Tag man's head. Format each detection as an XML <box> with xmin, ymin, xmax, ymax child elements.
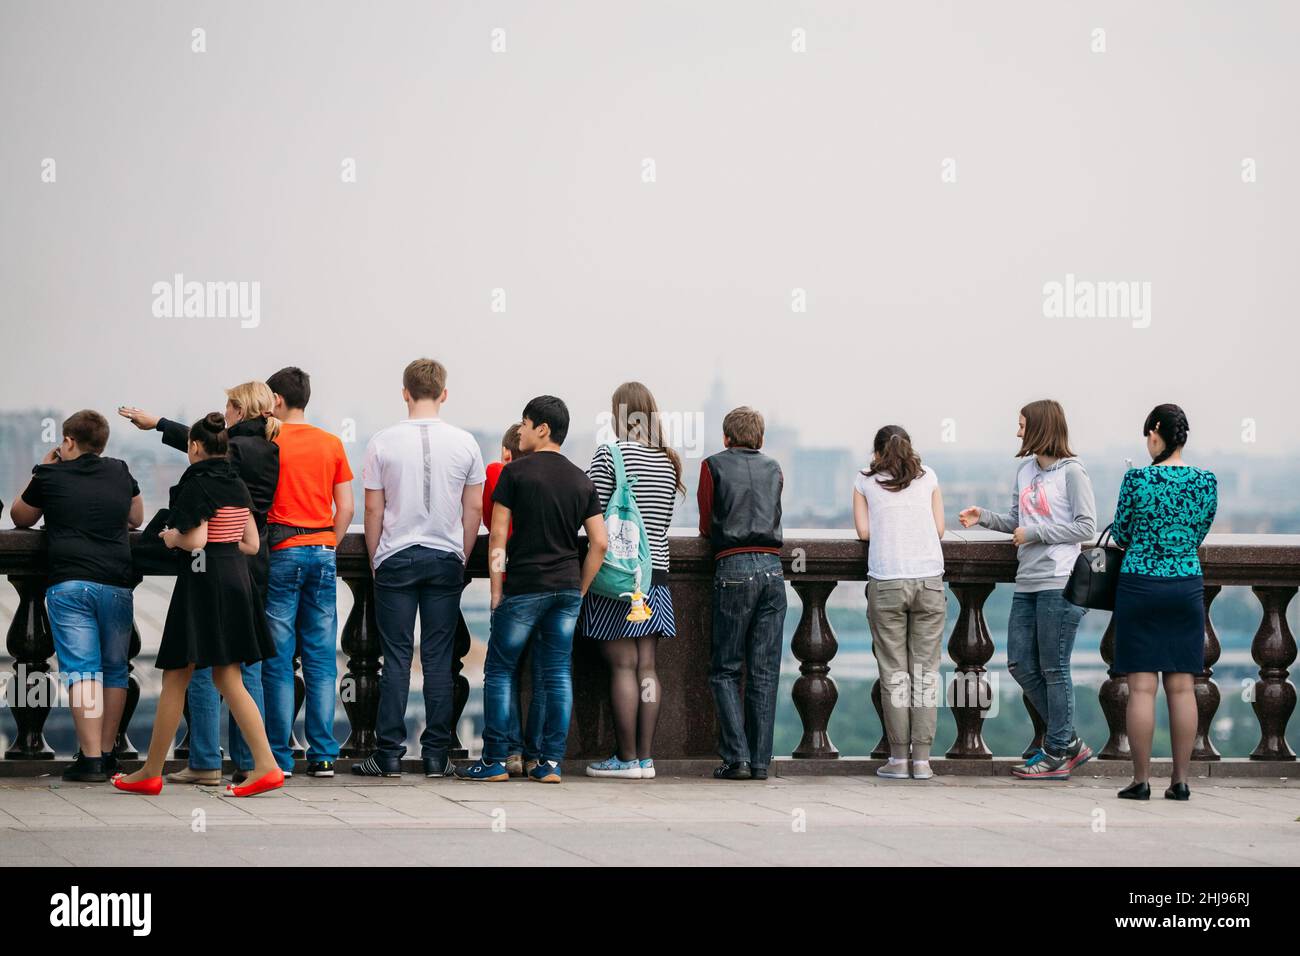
<box><xmin>500</xmin><ymin>423</ymin><xmax>522</xmax><ymax>463</ymax></box>
<box><xmin>722</xmin><ymin>406</ymin><xmax>765</xmax><ymax>450</ymax></box>
<box><xmin>266</xmin><ymin>366</ymin><xmax>311</xmax><ymax>418</ymax></box>
<box><xmin>402</xmin><ymin>358</ymin><xmax>448</xmax><ymax>407</ymax></box>
<box><xmin>60</xmin><ymin>409</ymin><xmax>110</xmax><ymax>459</ymax></box>
<box><xmin>518</xmin><ymin>395</ymin><xmax>569</xmax><ymax>453</ymax></box>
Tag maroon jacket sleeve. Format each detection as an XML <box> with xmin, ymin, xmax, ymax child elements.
<box><xmin>697</xmin><ymin>459</ymin><xmax>713</xmax><ymax>538</ymax></box>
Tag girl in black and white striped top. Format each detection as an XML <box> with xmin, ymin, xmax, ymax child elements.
<box><xmin>581</xmin><ymin>382</ymin><xmax>685</xmax><ymax>781</ymax></box>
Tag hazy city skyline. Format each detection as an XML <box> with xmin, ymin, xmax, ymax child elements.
<box><xmin>2</xmin><ymin>2</ymin><xmax>1298</xmax><ymax>459</ymax></box>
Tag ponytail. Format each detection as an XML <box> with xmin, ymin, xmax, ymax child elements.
<box><xmin>864</xmin><ymin>425</ymin><xmax>924</xmax><ymax>492</ymax></box>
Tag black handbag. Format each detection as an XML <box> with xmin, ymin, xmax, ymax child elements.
<box><xmin>1064</xmin><ymin>524</ymin><xmax>1124</xmax><ymax>610</ymax></box>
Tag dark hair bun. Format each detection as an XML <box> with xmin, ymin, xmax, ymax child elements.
<box><xmin>1143</xmin><ymin>403</ymin><xmax>1189</xmax><ymax>464</ymax></box>
<box><xmin>200</xmin><ymin>412</ymin><xmax>226</xmax><ymax>433</ymax></box>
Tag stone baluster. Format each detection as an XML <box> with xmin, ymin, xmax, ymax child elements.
<box><xmin>174</xmin><ymin>695</ymin><xmax>192</xmax><ymax>760</ymax></box>
<box><xmin>449</xmin><ymin>610</ymin><xmax>472</xmax><ymax>758</ymax></box>
<box><xmin>869</xmin><ymin>680</ymin><xmax>889</xmax><ymax>759</ymax></box>
<box><xmin>945</xmin><ymin>583</ymin><xmax>995</xmax><ymax>759</ymax></box>
<box><xmin>1097</xmin><ymin>616</ymin><xmax>1130</xmax><ymax>759</ymax></box>
<box><xmin>4</xmin><ymin>576</ymin><xmax>55</xmax><ymax>759</ymax></box>
<box><xmin>1249</xmin><ymin>585</ymin><xmax>1297</xmax><ymax>760</ymax></box>
<box><xmin>791</xmin><ymin>580</ymin><xmax>838</xmax><ymax>758</ymax></box>
<box><xmin>290</xmin><ymin>643</ymin><xmax>306</xmax><ymax>758</ymax></box>
<box><xmin>339</xmin><ymin>574</ymin><xmax>381</xmax><ymax>758</ymax></box>
<box><xmin>1021</xmin><ymin>696</ymin><xmax>1046</xmax><ymax>758</ymax></box>
<box><xmin>1192</xmin><ymin>585</ymin><xmax>1223</xmax><ymax>760</ymax></box>
<box><xmin>113</xmin><ymin>618</ymin><xmax>142</xmax><ymax>759</ymax></box>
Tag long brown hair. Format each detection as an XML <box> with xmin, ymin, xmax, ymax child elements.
<box><xmin>863</xmin><ymin>425</ymin><xmax>924</xmax><ymax>491</ymax></box>
<box><xmin>610</xmin><ymin>381</ymin><xmax>685</xmax><ymax>495</ymax></box>
<box><xmin>1017</xmin><ymin>399</ymin><xmax>1075</xmax><ymax>459</ymax></box>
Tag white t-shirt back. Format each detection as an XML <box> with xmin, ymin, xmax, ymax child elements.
<box><xmin>362</xmin><ymin>418</ymin><xmax>486</xmax><ymax>567</ymax></box>
<box><xmin>853</xmin><ymin>465</ymin><xmax>944</xmax><ymax>580</ymax></box>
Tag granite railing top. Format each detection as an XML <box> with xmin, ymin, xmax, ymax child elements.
<box><xmin>2</xmin><ymin>528</ymin><xmax>1298</xmax><ymax>585</ymax></box>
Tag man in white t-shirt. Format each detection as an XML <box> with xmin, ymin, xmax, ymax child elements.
<box><xmin>354</xmin><ymin>359</ymin><xmax>485</xmax><ymax>778</ymax></box>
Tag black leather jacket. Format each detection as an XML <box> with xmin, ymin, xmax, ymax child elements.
<box><xmin>701</xmin><ymin>447</ymin><xmax>784</xmax><ymax>555</ymax></box>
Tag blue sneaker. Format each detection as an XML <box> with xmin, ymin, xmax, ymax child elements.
<box><xmin>454</xmin><ymin>758</ymin><xmax>509</xmax><ymax>782</ymax></box>
<box><xmin>585</xmin><ymin>755</ymin><xmax>642</xmax><ymax>779</ymax></box>
<box><xmin>529</xmin><ymin>760</ymin><xmax>562</xmax><ymax>784</ymax></box>
<box><xmin>639</xmin><ymin>758</ymin><xmax>655</xmax><ymax>780</ymax></box>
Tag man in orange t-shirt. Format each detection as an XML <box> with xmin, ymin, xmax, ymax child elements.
<box><xmin>261</xmin><ymin>367</ymin><xmax>354</xmax><ymax>779</ymax></box>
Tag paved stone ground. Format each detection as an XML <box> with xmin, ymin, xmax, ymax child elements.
<box><xmin>1</xmin><ymin>773</ymin><xmax>1296</xmax><ymax>867</ymax></box>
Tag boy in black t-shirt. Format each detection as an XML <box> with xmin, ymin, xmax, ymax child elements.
<box><xmin>456</xmin><ymin>396</ymin><xmax>607</xmax><ymax>784</ymax></box>
<box><xmin>10</xmin><ymin>410</ymin><xmax>144</xmax><ymax>782</ymax></box>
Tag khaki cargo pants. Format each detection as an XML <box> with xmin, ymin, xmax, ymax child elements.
<box><xmin>866</xmin><ymin>575</ymin><xmax>947</xmax><ymax>750</ymax></box>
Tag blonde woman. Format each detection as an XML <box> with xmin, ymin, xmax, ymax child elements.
<box><xmin>119</xmin><ymin>382</ymin><xmax>280</xmax><ymax>784</ymax></box>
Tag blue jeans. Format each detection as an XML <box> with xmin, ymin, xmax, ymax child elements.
<box><xmin>507</xmin><ymin>645</ymin><xmax>546</xmax><ymax>761</ymax></box>
<box><xmin>45</xmin><ymin>581</ymin><xmax>133</xmax><ymax>689</ymax></box>
<box><xmin>1007</xmin><ymin>588</ymin><xmax>1087</xmax><ymax>756</ymax></box>
<box><xmin>482</xmin><ymin>590</ymin><xmax>582</xmax><ymax>763</ymax></box>
<box><xmin>708</xmin><ymin>552</ymin><xmax>788</xmax><ymax>769</ymax></box>
<box><xmin>185</xmin><ymin>663</ymin><xmax>264</xmax><ymax>771</ymax></box>
<box><xmin>263</xmin><ymin>546</ymin><xmax>339</xmax><ymax>770</ymax></box>
<box><xmin>372</xmin><ymin>545</ymin><xmax>464</xmax><ymax>762</ymax></box>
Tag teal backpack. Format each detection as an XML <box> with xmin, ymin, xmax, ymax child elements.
<box><xmin>589</xmin><ymin>442</ymin><xmax>655</xmax><ymax>601</ymax></box>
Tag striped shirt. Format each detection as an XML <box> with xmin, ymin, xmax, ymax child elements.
<box><xmin>207</xmin><ymin>506</ymin><xmax>250</xmax><ymax>544</ymax></box>
<box><xmin>587</xmin><ymin>441</ymin><xmax>680</xmax><ymax>572</ymax></box>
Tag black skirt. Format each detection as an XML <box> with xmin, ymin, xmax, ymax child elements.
<box><xmin>1112</xmin><ymin>572</ymin><xmax>1205</xmax><ymax>675</ymax></box>
<box><xmin>156</xmin><ymin>542</ymin><xmax>276</xmax><ymax>670</ymax></box>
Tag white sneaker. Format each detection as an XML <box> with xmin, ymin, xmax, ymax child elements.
<box><xmin>585</xmin><ymin>755</ymin><xmax>643</xmax><ymax>778</ymax></box>
<box><xmin>876</xmin><ymin>758</ymin><xmax>910</xmax><ymax>779</ymax></box>
<box><xmin>911</xmin><ymin>760</ymin><xmax>934</xmax><ymax>780</ymax></box>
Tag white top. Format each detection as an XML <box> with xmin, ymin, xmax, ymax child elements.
<box><xmin>362</xmin><ymin>418</ymin><xmax>486</xmax><ymax>567</ymax></box>
<box><xmin>853</xmin><ymin>465</ymin><xmax>944</xmax><ymax>580</ymax></box>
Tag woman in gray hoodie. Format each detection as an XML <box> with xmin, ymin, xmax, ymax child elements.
<box><xmin>959</xmin><ymin>399</ymin><xmax>1097</xmax><ymax>780</ymax></box>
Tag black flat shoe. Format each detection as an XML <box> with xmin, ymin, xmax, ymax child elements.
<box><xmin>1164</xmin><ymin>782</ymin><xmax>1190</xmax><ymax>801</ymax></box>
<box><xmin>713</xmin><ymin>761</ymin><xmax>751</xmax><ymax>780</ymax></box>
<box><xmin>1117</xmin><ymin>781</ymin><xmax>1150</xmax><ymax>800</ymax></box>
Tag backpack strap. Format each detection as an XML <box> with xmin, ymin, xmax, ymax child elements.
<box><xmin>607</xmin><ymin>441</ymin><xmax>630</xmax><ymax>490</ymax></box>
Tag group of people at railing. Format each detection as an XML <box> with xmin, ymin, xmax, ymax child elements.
<box><xmin>4</xmin><ymin>361</ymin><xmax>1219</xmax><ymax>800</ymax></box>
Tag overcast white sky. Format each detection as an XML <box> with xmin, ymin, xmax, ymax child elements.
<box><xmin>2</xmin><ymin>1</ymin><xmax>1296</xmax><ymax>457</ymax></box>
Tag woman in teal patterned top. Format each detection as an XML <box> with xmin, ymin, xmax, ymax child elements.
<box><xmin>1110</xmin><ymin>404</ymin><xmax>1217</xmax><ymax>803</ymax></box>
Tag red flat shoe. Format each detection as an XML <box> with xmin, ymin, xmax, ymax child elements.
<box><xmin>227</xmin><ymin>768</ymin><xmax>284</xmax><ymax>798</ymax></box>
<box><xmin>111</xmin><ymin>773</ymin><xmax>163</xmax><ymax>796</ymax></box>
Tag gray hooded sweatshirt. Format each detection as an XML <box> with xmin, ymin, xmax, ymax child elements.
<box><xmin>977</xmin><ymin>456</ymin><xmax>1097</xmax><ymax>592</ymax></box>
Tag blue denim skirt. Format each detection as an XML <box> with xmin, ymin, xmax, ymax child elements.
<box><xmin>1112</xmin><ymin>572</ymin><xmax>1204</xmax><ymax>675</ymax></box>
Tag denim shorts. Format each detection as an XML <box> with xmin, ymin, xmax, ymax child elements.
<box><xmin>45</xmin><ymin>581</ymin><xmax>134</xmax><ymax>688</ymax></box>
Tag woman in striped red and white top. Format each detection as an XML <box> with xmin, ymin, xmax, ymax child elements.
<box><xmin>113</xmin><ymin>414</ymin><xmax>283</xmax><ymax>798</ymax></box>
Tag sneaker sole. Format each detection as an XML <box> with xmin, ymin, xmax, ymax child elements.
<box><xmin>1066</xmin><ymin>745</ymin><xmax>1094</xmax><ymax>771</ymax></box>
<box><xmin>640</xmin><ymin>767</ymin><xmax>656</xmax><ymax>779</ymax></box>
<box><xmin>352</xmin><ymin>770</ymin><xmax>402</xmax><ymax>778</ymax></box>
<box><xmin>530</xmin><ymin>775</ymin><xmax>561</xmax><ymax>784</ymax></box>
<box><xmin>585</xmin><ymin>767</ymin><xmax>643</xmax><ymax>778</ymax></box>
<box><xmin>1012</xmin><ymin>767</ymin><xmax>1071</xmax><ymax>780</ymax></box>
<box><xmin>458</xmin><ymin>773</ymin><xmax>510</xmax><ymax>782</ymax></box>
<box><xmin>308</xmin><ymin>771</ymin><xmax>335</xmax><ymax>778</ymax></box>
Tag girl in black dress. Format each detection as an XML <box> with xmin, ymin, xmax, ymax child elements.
<box><xmin>113</xmin><ymin>414</ymin><xmax>284</xmax><ymax>798</ymax></box>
